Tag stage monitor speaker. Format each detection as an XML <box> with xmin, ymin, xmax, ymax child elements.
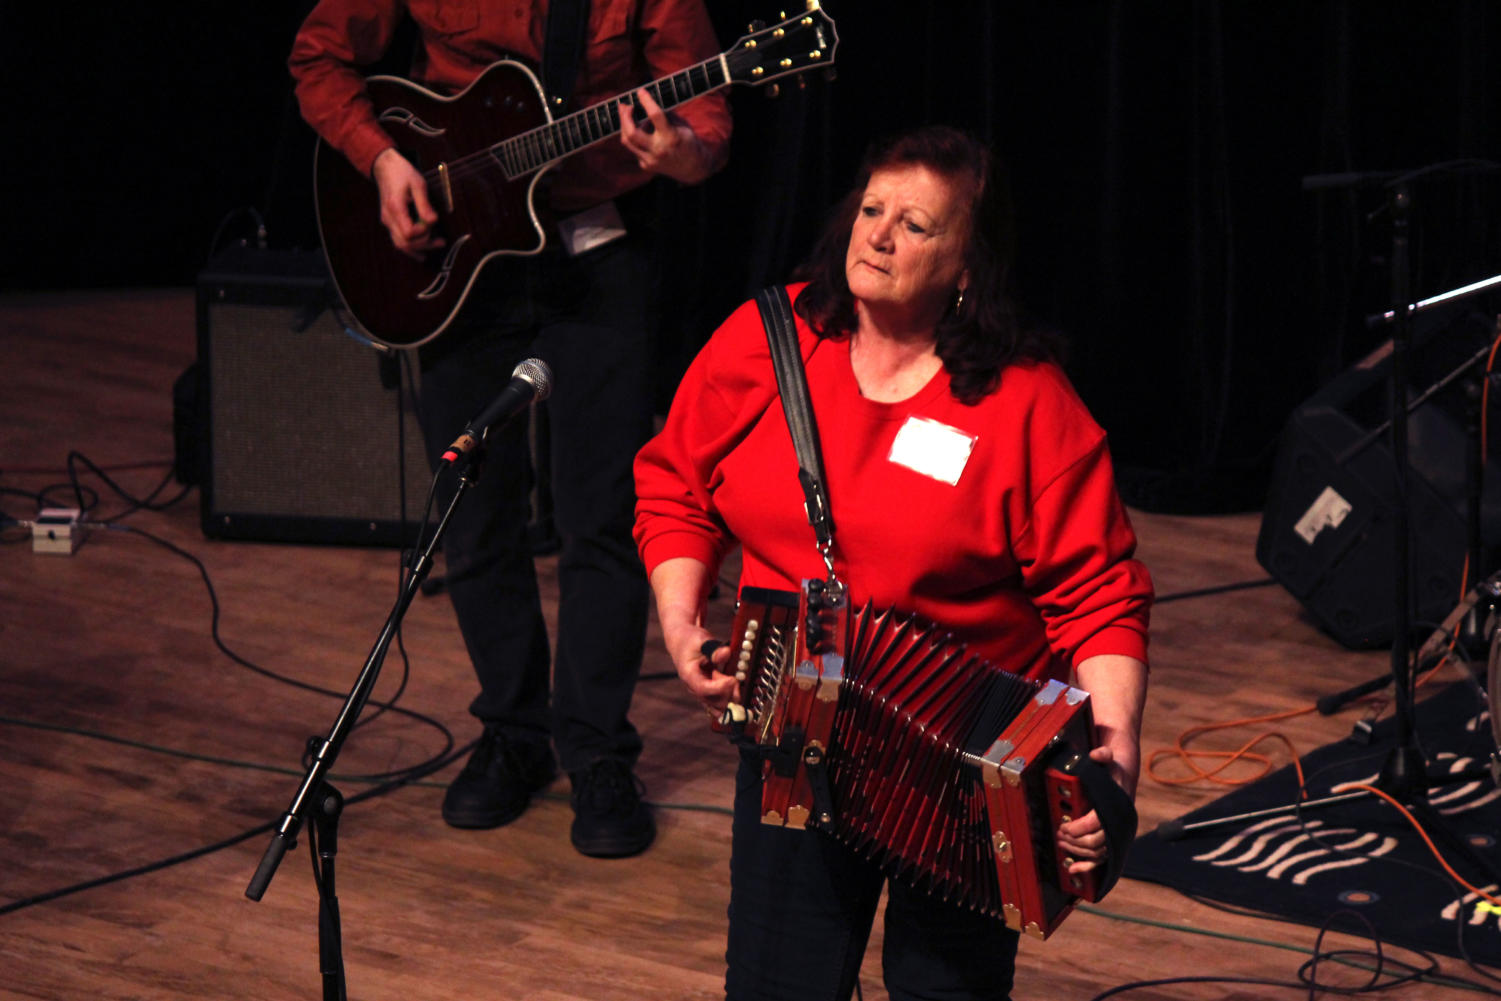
<box><xmin>195</xmin><ymin>245</ymin><xmax>436</xmax><ymax>546</ymax></box>
<box><xmin>1256</xmin><ymin>306</ymin><xmax>1501</xmax><ymax>649</ymax></box>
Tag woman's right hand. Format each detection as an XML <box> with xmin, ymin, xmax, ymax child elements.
<box><xmin>661</xmin><ymin>614</ymin><xmax>738</xmax><ymax>717</ymax></box>
<box><xmin>649</xmin><ymin>557</ymin><xmax>739</xmax><ymax>718</ymax></box>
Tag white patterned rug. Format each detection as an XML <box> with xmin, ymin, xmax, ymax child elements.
<box><xmin>1125</xmin><ymin>682</ymin><xmax>1501</xmax><ymax>965</ymax></box>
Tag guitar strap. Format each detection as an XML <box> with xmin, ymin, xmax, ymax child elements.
<box><xmin>543</xmin><ymin>0</ymin><xmax>592</xmax><ymax>112</ymax></box>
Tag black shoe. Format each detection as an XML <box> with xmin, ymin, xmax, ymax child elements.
<box><xmin>569</xmin><ymin>758</ymin><xmax>656</xmax><ymax>858</ymax></box>
<box><xmin>442</xmin><ymin>730</ymin><xmax>557</xmax><ymax>829</ymax></box>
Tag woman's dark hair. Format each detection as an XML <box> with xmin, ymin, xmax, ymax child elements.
<box><xmin>793</xmin><ymin>125</ymin><xmax>1054</xmax><ymax>404</ymax></box>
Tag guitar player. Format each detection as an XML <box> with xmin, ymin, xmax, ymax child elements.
<box><xmin>289</xmin><ymin>0</ymin><xmax>732</xmax><ymax>858</ymax></box>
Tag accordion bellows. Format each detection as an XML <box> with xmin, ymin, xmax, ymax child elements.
<box><xmin>725</xmin><ymin>582</ymin><xmax>1106</xmax><ymax>939</ymax></box>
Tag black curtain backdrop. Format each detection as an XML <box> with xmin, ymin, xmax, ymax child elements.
<box><xmin>6</xmin><ymin>1</ymin><xmax>1501</xmax><ymax>513</ymax></box>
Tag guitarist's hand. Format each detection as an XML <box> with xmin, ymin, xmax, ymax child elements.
<box><xmin>372</xmin><ymin>148</ymin><xmax>444</xmax><ymax>259</ymax></box>
<box><xmin>619</xmin><ymin>88</ymin><xmax>714</xmax><ymax>185</ymax></box>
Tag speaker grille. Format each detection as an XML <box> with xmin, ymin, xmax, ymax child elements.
<box><xmin>198</xmin><ymin>249</ymin><xmax>435</xmax><ymax>545</ymax></box>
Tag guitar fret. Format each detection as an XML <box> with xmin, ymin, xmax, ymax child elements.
<box><xmin>488</xmin><ymin>51</ymin><xmax>750</xmax><ymax>181</ymax></box>
<box><xmin>481</xmin><ymin>52</ymin><xmax>743</xmax><ymax>181</ymax></box>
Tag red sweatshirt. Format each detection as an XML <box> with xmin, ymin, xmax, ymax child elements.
<box><xmin>634</xmin><ymin>285</ymin><xmax>1152</xmax><ymax>681</ymax></box>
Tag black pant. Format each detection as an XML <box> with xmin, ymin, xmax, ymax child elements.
<box><xmin>726</xmin><ymin>751</ymin><xmax>1021</xmax><ymax>1001</ymax></box>
<box><xmin>417</xmin><ymin>235</ymin><xmax>653</xmax><ymax>772</ymax></box>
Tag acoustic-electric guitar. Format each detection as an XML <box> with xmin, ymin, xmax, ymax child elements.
<box><xmin>314</xmin><ymin>3</ymin><xmax>838</xmax><ymax>348</ymax></box>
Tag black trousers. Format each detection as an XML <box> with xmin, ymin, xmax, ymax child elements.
<box><xmin>726</xmin><ymin>751</ymin><xmax>1021</xmax><ymax>1001</ymax></box>
<box><xmin>416</xmin><ymin>234</ymin><xmax>653</xmax><ymax>772</ymax></box>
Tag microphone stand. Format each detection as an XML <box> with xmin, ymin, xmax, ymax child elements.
<box><xmin>244</xmin><ymin>448</ymin><xmax>483</xmax><ymax>1001</ymax></box>
<box><xmin>1162</xmin><ymin>179</ymin><xmax>1501</xmax><ymax>893</ymax></box>
<box><xmin>1312</xmin><ymin>290</ymin><xmax>1501</xmax><ymax>714</ymax></box>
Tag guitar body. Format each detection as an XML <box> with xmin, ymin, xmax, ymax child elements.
<box><xmin>315</xmin><ymin>60</ymin><xmax>551</xmax><ymax>348</ymax></box>
<box><xmin>313</xmin><ymin>4</ymin><xmax>839</xmax><ymax>348</ymax></box>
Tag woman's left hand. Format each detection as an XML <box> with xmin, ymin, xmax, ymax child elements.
<box><xmin>1057</xmin><ymin>654</ymin><xmax>1147</xmax><ymax>875</ymax></box>
<box><xmin>1056</xmin><ymin>745</ymin><xmax>1120</xmax><ymax>874</ymax></box>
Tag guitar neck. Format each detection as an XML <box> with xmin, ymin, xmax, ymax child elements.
<box><xmin>491</xmin><ymin>54</ymin><xmax>731</xmax><ymax>180</ymax></box>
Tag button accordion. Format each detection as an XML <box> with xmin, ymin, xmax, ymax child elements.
<box><xmin>716</xmin><ymin>581</ymin><xmax>1128</xmax><ymax>940</ymax></box>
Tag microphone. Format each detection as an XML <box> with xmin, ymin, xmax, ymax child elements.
<box><xmin>442</xmin><ymin>358</ymin><xmax>552</xmax><ymax>462</ymax></box>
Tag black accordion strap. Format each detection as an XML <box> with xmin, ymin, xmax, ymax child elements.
<box><xmin>1072</xmin><ymin>754</ymin><xmax>1138</xmax><ymax>896</ymax></box>
<box><xmin>754</xmin><ymin>286</ymin><xmax>835</xmax><ymax>551</ymax></box>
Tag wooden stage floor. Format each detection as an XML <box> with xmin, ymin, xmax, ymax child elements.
<box><xmin>2</xmin><ymin>289</ymin><xmax>1497</xmax><ymax>999</ymax></box>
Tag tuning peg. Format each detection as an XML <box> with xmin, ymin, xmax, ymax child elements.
<box><xmin>767</xmin><ymin>84</ymin><xmax>781</xmax><ymax>99</ymax></box>
<box><xmin>823</xmin><ymin>68</ymin><xmax>837</xmax><ymax>83</ymax></box>
<box><xmin>748</xmin><ymin>19</ymin><xmax>765</xmax><ymax>31</ymax></box>
<box><xmin>796</xmin><ymin>76</ymin><xmax>807</xmax><ymax>90</ymax></box>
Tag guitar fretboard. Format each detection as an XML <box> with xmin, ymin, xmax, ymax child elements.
<box><xmin>490</xmin><ymin>56</ymin><xmax>729</xmax><ymax>180</ymax></box>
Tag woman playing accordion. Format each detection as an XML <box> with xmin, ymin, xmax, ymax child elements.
<box><xmin>633</xmin><ymin>125</ymin><xmax>1152</xmax><ymax>1001</ymax></box>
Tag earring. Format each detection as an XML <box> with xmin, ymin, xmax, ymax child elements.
<box><xmin>954</xmin><ymin>286</ymin><xmax>965</xmax><ymax>314</ymax></box>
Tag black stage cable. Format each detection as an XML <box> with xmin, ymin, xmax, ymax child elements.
<box><xmin>1088</xmin><ymin>907</ymin><xmax>1464</xmax><ymax>1000</ymax></box>
<box><xmin>0</xmin><ymin>738</ymin><xmax>471</xmax><ymax>918</ymax></box>
<box><xmin>0</xmin><ymin>454</ymin><xmax>468</xmax><ymax>912</ymax></box>
<box><xmin>6</xmin><ymin>453</ymin><xmax>448</xmax><ymax>753</ymax></box>
<box><xmin>0</xmin><ymin>715</ymin><xmax>471</xmax><ymax>788</ymax></box>
<box><xmin>99</xmin><ymin>522</ymin><xmax>455</xmax><ymax>763</ymax></box>
<box><xmin>1154</xmin><ymin>576</ymin><xmax>1276</xmax><ymax>604</ymax></box>
<box><xmin>64</xmin><ymin>449</ymin><xmax>190</xmax><ymax>520</ymax></box>
<box><xmin>1283</xmin><ymin>728</ymin><xmax>1501</xmax><ymax>985</ymax></box>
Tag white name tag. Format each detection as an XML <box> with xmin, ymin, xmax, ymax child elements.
<box><xmin>888</xmin><ymin>416</ymin><xmax>976</xmax><ymax>485</ymax></box>
<box><xmin>556</xmin><ymin>200</ymin><xmax>627</xmax><ymax>256</ymax></box>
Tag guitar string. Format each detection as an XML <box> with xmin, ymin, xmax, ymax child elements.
<box><xmin>410</xmin><ymin>16</ymin><xmax>830</xmax><ymax>192</ymax></box>
<box><xmin>416</xmin><ymin>56</ymin><xmax>730</xmax><ymax>192</ymax></box>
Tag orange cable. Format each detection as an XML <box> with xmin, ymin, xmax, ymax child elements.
<box><xmin>1147</xmin><ymin>706</ymin><xmax>1316</xmax><ymax>790</ymax></box>
<box><xmin>1482</xmin><ymin>315</ymin><xmax>1501</xmax><ymax>460</ymax></box>
<box><xmin>1345</xmin><ymin>782</ymin><xmax>1501</xmax><ymax>908</ymax></box>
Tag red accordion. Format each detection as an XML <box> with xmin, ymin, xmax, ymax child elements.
<box><xmin>718</xmin><ymin>581</ymin><xmax>1118</xmax><ymax>940</ymax></box>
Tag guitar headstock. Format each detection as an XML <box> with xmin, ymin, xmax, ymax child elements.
<box><xmin>725</xmin><ymin>3</ymin><xmax>839</xmax><ymax>89</ymax></box>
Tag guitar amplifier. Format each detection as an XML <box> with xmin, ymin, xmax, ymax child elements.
<box><xmin>194</xmin><ymin>245</ymin><xmax>437</xmax><ymax>546</ymax></box>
